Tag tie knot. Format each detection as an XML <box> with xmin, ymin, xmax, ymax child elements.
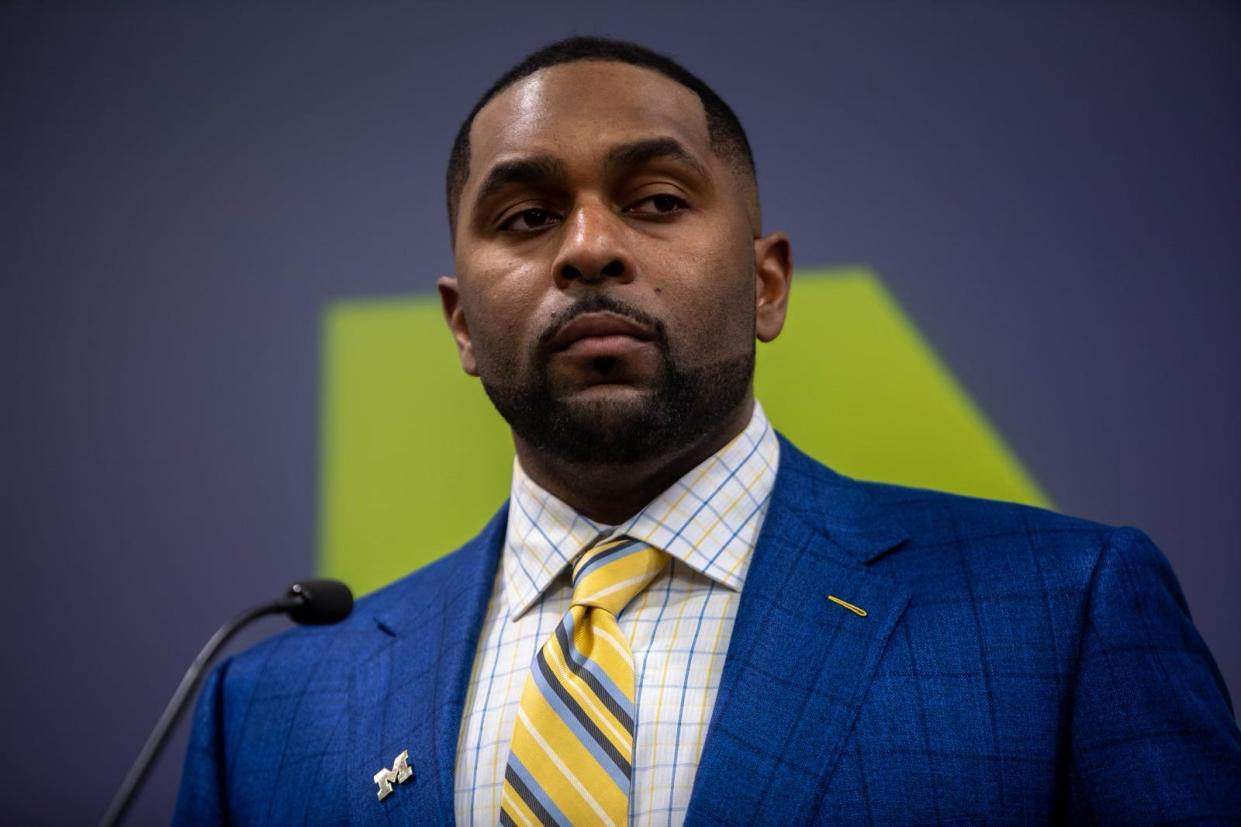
<box><xmin>570</xmin><ymin>536</ymin><xmax>669</xmax><ymax>616</ymax></box>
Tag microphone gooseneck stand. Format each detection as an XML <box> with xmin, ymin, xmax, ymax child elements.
<box><xmin>98</xmin><ymin>579</ymin><xmax>353</xmax><ymax>827</ymax></box>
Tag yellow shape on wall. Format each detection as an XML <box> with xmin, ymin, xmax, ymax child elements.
<box><xmin>755</xmin><ymin>267</ymin><xmax>1049</xmax><ymax>505</ymax></box>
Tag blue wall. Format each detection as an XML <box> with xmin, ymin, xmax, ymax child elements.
<box><xmin>3</xmin><ymin>3</ymin><xmax>1238</xmax><ymax>822</ymax></box>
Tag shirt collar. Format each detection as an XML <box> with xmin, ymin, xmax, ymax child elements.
<box><xmin>501</xmin><ymin>401</ymin><xmax>780</xmax><ymax>619</ymax></box>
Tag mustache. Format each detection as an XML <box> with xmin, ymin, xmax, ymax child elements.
<box><xmin>535</xmin><ymin>293</ymin><xmax>669</xmax><ymax>354</ymax></box>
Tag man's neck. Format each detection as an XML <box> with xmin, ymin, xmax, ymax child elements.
<box><xmin>513</xmin><ymin>396</ymin><xmax>756</xmax><ymax>525</ymax></box>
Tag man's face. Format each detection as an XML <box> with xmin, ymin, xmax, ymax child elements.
<box><xmin>440</xmin><ymin>60</ymin><xmax>789</xmax><ymax>464</ymax></box>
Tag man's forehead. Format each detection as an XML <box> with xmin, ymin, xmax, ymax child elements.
<box><xmin>468</xmin><ymin>61</ymin><xmax>712</xmax><ymax>178</ymax></box>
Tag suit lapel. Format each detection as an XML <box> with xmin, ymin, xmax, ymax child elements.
<box><xmin>347</xmin><ymin>505</ymin><xmax>507</xmax><ymax>826</ymax></box>
<box><xmin>685</xmin><ymin>439</ymin><xmax>912</xmax><ymax>824</ymax></box>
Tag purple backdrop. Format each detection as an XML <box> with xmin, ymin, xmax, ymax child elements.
<box><xmin>3</xmin><ymin>3</ymin><xmax>1237</xmax><ymax>823</ymax></box>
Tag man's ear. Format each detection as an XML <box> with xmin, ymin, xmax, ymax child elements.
<box><xmin>753</xmin><ymin>231</ymin><xmax>792</xmax><ymax>342</ymax></box>
<box><xmin>437</xmin><ymin>276</ymin><xmax>478</xmax><ymax>376</ymax></box>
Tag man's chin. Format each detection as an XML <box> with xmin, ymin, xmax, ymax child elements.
<box><xmin>550</xmin><ymin>388</ymin><xmax>666</xmax><ymax>444</ymax></box>
<box><xmin>509</xmin><ymin>387</ymin><xmax>673</xmax><ymax>465</ymax></box>
<box><xmin>558</xmin><ymin>382</ymin><xmax>654</xmax><ymax>406</ymax></box>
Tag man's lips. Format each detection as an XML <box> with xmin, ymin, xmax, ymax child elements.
<box><xmin>548</xmin><ymin>312</ymin><xmax>654</xmax><ymax>357</ymax></box>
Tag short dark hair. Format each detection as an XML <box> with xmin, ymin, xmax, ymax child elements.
<box><xmin>445</xmin><ymin>36</ymin><xmax>757</xmax><ymax>238</ymax></box>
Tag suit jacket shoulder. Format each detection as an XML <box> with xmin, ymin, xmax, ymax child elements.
<box><xmin>690</xmin><ymin>436</ymin><xmax>1240</xmax><ymax>824</ymax></box>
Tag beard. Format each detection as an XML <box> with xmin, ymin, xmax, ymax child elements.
<box><xmin>479</xmin><ymin>294</ymin><xmax>754</xmax><ymax>465</ymax></box>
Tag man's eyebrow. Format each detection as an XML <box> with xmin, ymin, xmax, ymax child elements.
<box><xmin>606</xmin><ymin>137</ymin><xmax>709</xmax><ymax>180</ymax></box>
<box><xmin>474</xmin><ymin>155</ymin><xmax>568</xmax><ymax>208</ymax></box>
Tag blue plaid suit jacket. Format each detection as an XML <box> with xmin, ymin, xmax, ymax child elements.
<box><xmin>174</xmin><ymin>436</ymin><xmax>1241</xmax><ymax>824</ymax></box>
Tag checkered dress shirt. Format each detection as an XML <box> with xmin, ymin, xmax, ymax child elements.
<box><xmin>454</xmin><ymin>403</ymin><xmax>780</xmax><ymax>826</ymax></box>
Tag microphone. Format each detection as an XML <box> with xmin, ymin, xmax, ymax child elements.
<box><xmin>98</xmin><ymin>579</ymin><xmax>354</xmax><ymax>827</ymax></box>
<box><xmin>283</xmin><ymin>578</ymin><xmax>353</xmax><ymax>625</ymax></box>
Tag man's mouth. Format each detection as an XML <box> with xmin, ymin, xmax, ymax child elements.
<box><xmin>547</xmin><ymin>312</ymin><xmax>654</xmax><ymax>358</ymax></box>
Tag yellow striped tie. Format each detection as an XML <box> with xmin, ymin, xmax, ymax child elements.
<box><xmin>500</xmin><ymin>536</ymin><xmax>669</xmax><ymax>827</ymax></box>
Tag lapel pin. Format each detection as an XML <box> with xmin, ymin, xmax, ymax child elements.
<box><xmin>827</xmin><ymin>594</ymin><xmax>867</xmax><ymax>617</ymax></box>
<box><xmin>373</xmin><ymin>749</ymin><xmax>413</xmax><ymax>801</ymax></box>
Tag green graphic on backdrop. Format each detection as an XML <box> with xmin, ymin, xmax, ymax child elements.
<box><xmin>319</xmin><ymin>267</ymin><xmax>1051</xmax><ymax>595</ymax></box>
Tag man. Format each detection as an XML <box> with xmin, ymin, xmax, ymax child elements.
<box><xmin>175</xmin><ymin>36</ymin><xmax>1241</xmax><ymax>825</ymax></box>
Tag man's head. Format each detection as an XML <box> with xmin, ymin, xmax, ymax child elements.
<box><xmin>438</xmin><ymin>36</ymin><xmax>792</xmax><ymax>469</ymax></box>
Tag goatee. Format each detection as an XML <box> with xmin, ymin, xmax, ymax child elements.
<box><xmin>480</xmin><ymin>295</ymin><xmax>753</xmax><ymax>465</ymax></box>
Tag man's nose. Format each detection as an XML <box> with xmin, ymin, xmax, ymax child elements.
<box><xmin>552</xmin><ymin>202</ymin><xmax>634</xmax><ymax>287</ymax></box>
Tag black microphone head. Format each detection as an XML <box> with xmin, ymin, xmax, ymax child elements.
<box><xmin>284</xmin><ymin>579</ymin><xmax>353</xmax><ymax>625</ymax></box>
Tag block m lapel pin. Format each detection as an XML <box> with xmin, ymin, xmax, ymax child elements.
<box><xmin>372</xmin><ymin>749</ymin><xmax>413</xmax><ymax>801</ymax></box>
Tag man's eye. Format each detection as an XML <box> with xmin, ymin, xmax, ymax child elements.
<box><xmin>501</xmin><ymin>208</ymin><xmax>560</xmax><ymax>232</ymax></box>
<box><xmin>628</xmin><ymin>194</ymin><xmax>688</xmax><ymax>215</ymax></box>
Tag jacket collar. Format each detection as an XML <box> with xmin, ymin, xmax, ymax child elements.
<box><xmin>771</xmin><ymin>433</ymin><xmax>909</xmax><ymax>563</ymax></box>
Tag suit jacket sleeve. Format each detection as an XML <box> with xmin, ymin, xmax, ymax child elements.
<box><xmin>1066</xmin><ymin>527</ymin><xmax>1241</xmax><ymax>821</ymax></box>
<box><xmin>172</xmin><ymin>658</ymin><xmax>231</xmax><ymax>827</ymax></box>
